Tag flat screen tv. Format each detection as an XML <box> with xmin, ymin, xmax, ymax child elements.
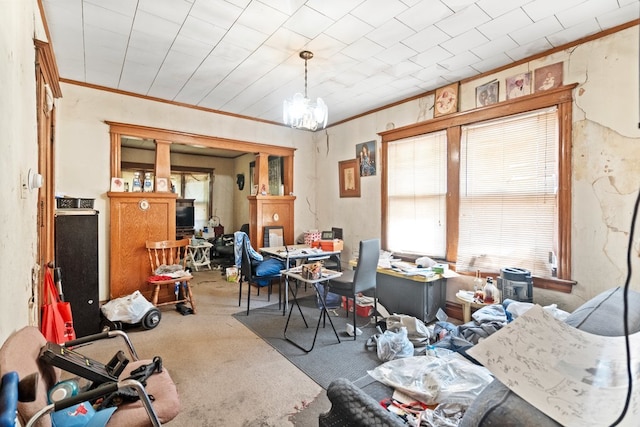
<box><xmin>176</xmin><ymin>206</ymin><xmax>194</xmax><ymax>228</ymax></box>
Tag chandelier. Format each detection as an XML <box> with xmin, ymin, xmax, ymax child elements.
<box><xmin>283</xmin><ymin>51</ymin><xmax>328</xmax><ymax>131</ymax></box>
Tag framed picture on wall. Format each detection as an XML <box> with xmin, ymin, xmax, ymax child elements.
<box><xmin>434</xmin><ymin>83</ymin><xmax>459</xmax><ymax>117</ymax></box>
<box><xmin>338</xmin><ymin>159</ymin><xmax>360</xmax><ymax>198</ymax></box>
<box><xmin>534</xmin><ymin>62</ymin><xmax>563</xmax><ymax>92</ymax></box>
<box><xmin>475</xmin><ymin>80</ymin><xmax>499</xmax><ymax>107</ymax></box>
<box><xmin>506</xmin><ymin>71</ymin><xmax>531</xmax><ymax>100</ymax></box>
<box><xmin>355</xmin><ymin>140</ymin><xmax>376</xmax><ymax>176</ymax></box>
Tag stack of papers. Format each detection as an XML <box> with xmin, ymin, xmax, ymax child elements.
<box><xmin>390</xmin><ymin>261</ymin><xmax>435</xmax><ymax>277</ymax></box>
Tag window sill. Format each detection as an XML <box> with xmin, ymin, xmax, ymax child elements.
<box><xmin>532</xmin><ymin>276</ymin><xmax>575</xmax><ymax>294</ymax></box>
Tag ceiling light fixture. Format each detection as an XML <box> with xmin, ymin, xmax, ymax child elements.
<box><xmin>283</xmin><ymin>51</ymin><xmax>328</xmax><ymax>131</ymax></box>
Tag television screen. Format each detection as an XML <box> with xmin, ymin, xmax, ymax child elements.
<box><xmin>176</xmin><ymin>206</ymin><xmax>194</xmax><ymax>228</ymax></box>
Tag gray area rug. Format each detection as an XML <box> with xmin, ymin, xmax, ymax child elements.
<box><xmin>233</xmin><ymin>294</ymin><xmax>392</xmax><ymax>400</ymax></box>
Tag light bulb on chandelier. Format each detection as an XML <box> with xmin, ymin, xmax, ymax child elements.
<box><xmin>283</xmin><ymin>51</ymin><xmax>328</xmax><ymax>131</ymax></box>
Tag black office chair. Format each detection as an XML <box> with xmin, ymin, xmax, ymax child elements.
<box><xmin>237</xmin><ymin>234</ymin><xmax>283</xmax><ymax>315</ymax></box>
<box><xmin>327</xmin><ymin>238</ymin><xmax>380</xmax><ymax>340</ymax></box>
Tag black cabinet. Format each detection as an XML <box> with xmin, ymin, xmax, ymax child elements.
<box><xmin>54</xmin><ymin>210</ymin><xmax>100</xmax><ymax>338</ymax></box>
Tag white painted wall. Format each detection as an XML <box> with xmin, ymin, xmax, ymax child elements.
<box><xmin>0</xmin><ymin>0</ymin><xmax>41</xmax><ymax>342</ymax></box>
<box><xmin>315</xmin><ymin>26</ymin><xmax>640</xmax><ymax>312</ymax></box>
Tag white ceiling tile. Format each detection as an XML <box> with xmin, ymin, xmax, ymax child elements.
<box><xmin>471</xmin><ymin>35</ymin><xmax>519</xmax><ymax>60</ymax></box>
<box><xmin>44</xmin><ymin>0</ymin><xmax>637</xmax><ymax>126</ymax></box>
<box><xmin>85</xmin><ymin>0</ymin><xmax>137</xmax><ymax>16</ymax></box>
<box><xmin>509</xmin><ymin>15</ymin><xmax>564</xmax><ymax>46</ymax></box>
<box><xmin>283</xmin><ymin>5</ymin><xmax>334</xmax><ymax>39</ymax></box>
<box><xmin>436</xmin><ymin>4</ymin><xmax>492</xmax><ymax>37</ymax></box>
<box><xmin>475</xmin><ymin>0</ymin><xmax>530</xmax><ymax>18</ymax></box>
<box><xmin>179</xmin><ymin>16</ymin><xmax>227</xmax><ymax>46</ymax></box>
<box><xmin>386</xmin><ymin>60</ymin><xmax>424</xmax><ymax>78</ymax></box>
<box><xmin>305</xmin><ymin>0</ymin><xmax>365</xmax><ymax>20</ymax></box>
<box><xmin>264</xmin><ymin>27</ymin><xmax>310</xmax><ymax>52</ymax></box>
<box><xmin>223</xmin><ymin>23</ymin><xmax>270</xmax><ymax>51</ymax></box>
<box><xmin>257</xmin><ymin>0</ymin><xmax>305</xmax><ymax>15</ymax></box>
<box><xmin>441</xmin><ymin>0</ymin><xmax>478</xmax><ymax>13</ymax></box>
<box><xmin>506</xmin><ymin>37</ymin><xmax>553</xmax><ymax>62</ymax></box>
<box><xmin>340</xmin><ymin>37</ymin><xmax>385</xmax><ymax>61</ymax></box>
<box><xmin>396</xmin><ymin>0</ymin><xmax>453</xmax><ymax>32</ymax></box>
<box><xmin>366</xmin><ymin>19</ymin><xmax>414</xmax><ymax>49</ymax></box>
<box><xmin>83</xmin><ymin>2</ymin><xmax>133</xmax><ymax>36</ymax></box>
<box><xmin>597</xmin><ymin>2</ymin><xmax>640</xmax><ymax>29</ymax></box>
<box><xmin>325</xmin><ymin>14</ymin><xmax>374</xmax><ymax>45</ymax></box>
<box><xmin>440</xmin><ymin>29</ymin><xmax>489</xmax><ymax>55</ymax></box>
<box><xmin>351</xmin><ymin>0</ymin><xmax>409</xmax><ymax>28</ymax></box>
<box><xmin>402</xmin><ymin>25</ymin><xmax>451</xmax><ymax>53</ymax></box>
<box><xmin>138</xmin><ymin>0</ymin><xmax>191</xmax><ymax>25</ymax></box>
<box><xmin>522</xmin><ymin>0</ymin><xmax>586</xmax><ymax>22</ymax></box>
<box><xmin>189</xmin><ymin>0</ymin><xmax>243</xmax><ymax>30</ymax></box>
<box><xmin>438</xmin><ymin>50</ymin><xmax>481</xmax><ymax>71</ymax></box>
<box><xmin>477</xmin><ymin>8</ymin><xmax>533</xmax><ymax>40</ymax></box>
<box><xmin>237</xmin><ymin>1</ymin><xmax>289</xmax><ymax>35</ymax></box>
<box><xmin>412</xmin><ymin>45</ymin><xmax>453</xmax><ymax>68</ymax></box>
<box><xmin>471</xmin><ymin>52</ymin><xmax>513</xmax><ymax>73</ymax></box>
<box><xmin>556</xmin><ymin>0</ymin><xmax>619</xmax><ymax>29</ymax></box>
<box><xmin>546</xmin><ymin>19</ymin><xmax>601</xmax><ymax>47</ymax></box>
<box><xmin>374</xmin><ymin>43</ymin><xmax>418</xmax><ymax>64</ymax></box>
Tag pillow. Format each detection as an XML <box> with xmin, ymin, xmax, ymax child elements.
<box><xmin>255</xmin><ymin>258</ymin><xmax>285</xmax><ymax>277</ymax></box>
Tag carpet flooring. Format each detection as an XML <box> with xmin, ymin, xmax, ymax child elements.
<box><xmin>233</xmin><ymin>294</ymin><xmax>392</xmax><ymax>400</ymax></box>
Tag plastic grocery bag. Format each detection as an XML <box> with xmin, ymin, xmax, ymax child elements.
<box><xmin>100</xmin><ymin>291</ymin><xmax>155</xmax><ymax>324</ymax></box>
<box><xmin>376</xmin><ymin>327</ymin><xmax>414</xmax><ymax>362</ymax></box>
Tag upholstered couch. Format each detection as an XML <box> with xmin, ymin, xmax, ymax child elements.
<box><xmin>319</xmin><ymin>287</ymin><xmax>640</xmax><ymax>426</ymax></box>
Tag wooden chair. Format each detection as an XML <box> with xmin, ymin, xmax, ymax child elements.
<box><xmin>146</xmin><ymin>239</ymin><xmax>197</xmax><ymax>314</ymax></box>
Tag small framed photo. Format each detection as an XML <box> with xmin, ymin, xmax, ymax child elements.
<box><xmin>110</xmin><ymin>177</ymin><xmax>125</xmax><ymax>192</ymax></box>
<box><xmin>338</xmin><ymin>159</ymin><xmax>360</xmax><ymax>198</ymax></box>
<box><xmin>434</xmin><ymin>83</ymin><xmax>459</xmax><ymax>117</ymax></box>
<box><xmin>534</xmin><ymin>62</ymin><xmax>563</xmax><ymax>92</ymax></box>
<box><xmin>155</xmin><ymin>177</ymin><xmax>169</xmax><ymax>192</ymax></box>
<box><xmin>506</xmin><ymin>71</ymin><xmax>531</xmax><ymax>100</ymax></box>
<box><xmin>355</xmin><ymin>140</ymin><xmax>376</xmax><ymax>177</ymax></box>
<box><xmin>475</xmin><ymin>80</ymin><xmax>499</xmax><ymax>107</ymax></box>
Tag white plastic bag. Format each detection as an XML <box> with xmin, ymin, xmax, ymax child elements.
<box><xmin>368</xmin><ymin>353</ymin><xmax>493</xmax><ymax>406</ymax></box>
<box><xmin>376</xmin><ymin>327</ymin><xmax>414</xmax><ymax>361</ymax></box>
<box><xmin>100</xmin><ymin>291</ymin><xmax>155</xmax><ymax>324</ymax></box>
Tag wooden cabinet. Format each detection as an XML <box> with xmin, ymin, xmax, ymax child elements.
<box><xmin>108</xmin><ymin>192</ymin><xmax>177</xmax><ymax>302</ymax></box>
<box><xmin>248</xmin><ymin>195</ymin><xmax>295</xmax><ymax>247</ymax></box>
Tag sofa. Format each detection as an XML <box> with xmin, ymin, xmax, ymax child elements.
<box><xmin>319</xmin><ymin>287</ymin><xmax>640</xmax><ymax>426</ymax></box>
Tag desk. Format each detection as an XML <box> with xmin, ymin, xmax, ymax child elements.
<box><xmin>283</xmin><ymin>267</ymin><xmax>342</xmax><ymax>352</ymax></box>
<box><xmin>351</xmin><ymin>261</ymin><xmax>446</xmax><ymax>323</ymax></box>
<box><xmin>261</xmin><ymin>245</ymin><xmax>342</xmax><ymax>313</ymax></box>
<box><xmin>187</xmin><ymin>241</ymin><xmax>213</xmax><ymax>271</ymax></box>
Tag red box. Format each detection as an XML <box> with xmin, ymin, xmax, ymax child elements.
<box><xmin>341</xmin><ymin>297</ymin><xmax>374</xmax><ymax>317</ymax></box>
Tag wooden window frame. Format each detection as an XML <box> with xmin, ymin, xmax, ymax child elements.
<box><xmin>380</xmin><ymin>84</ymin><xmax>577</xmax><ymax>292</ymax></box>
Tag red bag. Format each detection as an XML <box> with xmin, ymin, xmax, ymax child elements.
<box><xmin>40</xmin><ymin>270</ymin><xmax>76</xmax><ymax>343</ymax></box>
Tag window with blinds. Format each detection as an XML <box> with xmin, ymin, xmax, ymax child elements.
<box><xmin>456</xmin><ymin>107</ymin><xmax>559</xmax><ymax>276</ymax></box>
<box><xmin>386</xmin><ymin>131</ymin><xmax>447</xmax><ymax>257</ymax></box>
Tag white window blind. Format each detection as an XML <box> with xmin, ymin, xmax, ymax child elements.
<box><xmin>386</xmin><ymin>131</ymin><xmax>447</xmax><ymax>257</ymax></box>
<box><xmin>456</xmin><ymin>107</ymin><xmax>558</xmax><ymax>276</ymax></box>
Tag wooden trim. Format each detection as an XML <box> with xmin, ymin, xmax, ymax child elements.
<box><xmin>106</xmin><ymin>121</ymin><xmax>295</xmax><ymax>157</ymax></box>
<box><xmin>380</xmin><ymin>85</ymin><xmax>576</xmax><ymax>283</ymax></box>
<box><xmin>380</xmin><ymin>84</ymin><xmax>577</xmax><ymax>142</ymax></box>
<box><xmin>533</xmin><ymin>276</ymin><xmax>575</xmax><ymax>294</ymax></box>
<box><xmin>445</xmin><ymin>301</ymin><xmax>464</xmax><ymax>322</ymax></box>
<box><xmin>557</xmin><ymin>101</ymin><xmax>573</xmax><ymax>279</ymax></box>
<box><xmin>446</xmin><ymin>126</ymin><xmax>461</xmax><ymax>262</ymax></box>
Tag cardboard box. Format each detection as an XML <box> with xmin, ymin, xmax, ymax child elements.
<box><xmin>316</xmin><ymin>239</ymin><xmax>344</xmax><ymax>251</ymax></box>
<box><xmin>341</xmin><ymin>296</ymin><xmax>374</xmax><ymax>317</ymax></box>
<box><xmin>225</xmin><ymin>266</ymin><xmax>238</xmax><ymax>282</ymax></box>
